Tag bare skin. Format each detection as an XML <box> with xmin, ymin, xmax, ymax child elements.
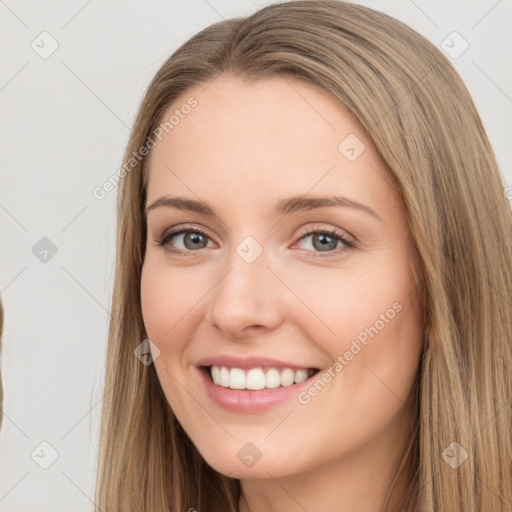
<box><xmin>141</xmin><ymin>74</ymin><xmax>424</xmax><ymax>512</ymax></box>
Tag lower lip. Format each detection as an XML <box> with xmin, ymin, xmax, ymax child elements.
<box><xmin>198</xmin><ymin>367</ymin><xmax>318</xmax><ymax>413</ymax></box>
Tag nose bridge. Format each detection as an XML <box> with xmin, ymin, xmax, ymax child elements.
<box><xmin>205</xmin><ymin>237</ymin><xmax>283</xmax><ymax>335</ymax></box>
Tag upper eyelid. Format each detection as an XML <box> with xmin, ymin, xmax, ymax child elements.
<box><xmin>158</xmin><ymin>222</ymin><xmax>351</xmax><ymax>237</ymax></box>
<box><xmin>159</xmin><ymin>223</ymin><xmax>216</xmax><ymax>241</ymax></box>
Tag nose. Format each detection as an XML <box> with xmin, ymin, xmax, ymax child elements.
<box><xmin>204</xmin><ymin>244</ymin><xmax>285</xmax><ymax>339</ymax></box>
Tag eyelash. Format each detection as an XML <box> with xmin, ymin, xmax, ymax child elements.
<box><xmin>157</xmin><ymin>224</ymin><xmax>356</xmax><ymax>259</ymax></box>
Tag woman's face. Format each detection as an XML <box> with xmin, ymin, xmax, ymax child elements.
<box><xmin>141</xmin><ymin>74</ymin><xmax>424</xmax><ymax>480</ymax></box>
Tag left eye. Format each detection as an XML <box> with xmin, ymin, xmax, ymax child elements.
<box><xmin>294</xmin><ymin>229</ymin><xmax>355</xmax><ymax>254</ymax></box>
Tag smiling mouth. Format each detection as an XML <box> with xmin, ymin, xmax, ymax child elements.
<box><xmin>201</xmin><ymin>365</ymin><xmax>320</xmax><ymax>391</ymax></box>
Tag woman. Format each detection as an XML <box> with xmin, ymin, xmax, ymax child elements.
<box><xmin>95</xmin><ymin>1</ymin><xmax>512</xmax><ymax>511</ymax></box>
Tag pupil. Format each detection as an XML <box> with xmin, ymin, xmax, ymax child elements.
<box><xmin>185</xmin><ymin>233</ymin><xmax>207</xmax><ymax>249</ymax></box>
<box><xmin>314</xmin><ymin>234</ymin><xmax>336</xmax><ymax>251</ymax></box>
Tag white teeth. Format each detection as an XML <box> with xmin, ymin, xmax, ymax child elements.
<box><xmin>246</xmin><ymin>368</ymin><xmax>266</xmax><ymax>390</ymax></box>
<box><xmin>219</xmin><ymin>366</ymin><xmax>230</xmax><ymax>387</ymax></box>
<box><xmin>294</xmin><ymin>369</ymin><xmax>308</xmax><ymax>384</ymax></box>
<box><xmin>211</xmin><ymin>365</ymin><xmax>220</xmax><ymax>384</ymax></box>
<box><xmin>229</xmin><ymin>368</ymin><xmax>246</xmax><ymax>389</ymax></box>
<box><xmin>209</xmin><ymin>365</ymin><xmax>314</xmax><ymax>390</ymax></box>
<box><xmin>265</xmin><ymin>368</ymin><xmax>281</xmax><ymax>389</ymax></box>
<box><xmin>280</xmin><ymin>368</ymin><xmax>295</xmax><ymax>387</ymax></box>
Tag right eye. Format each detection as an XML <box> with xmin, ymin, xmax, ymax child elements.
<box><xmin>158</xmin><ymin>226</ymin><xmax>215</xmax><ymax>255</ymax></box>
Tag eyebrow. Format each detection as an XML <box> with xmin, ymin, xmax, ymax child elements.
<box><xmin>145</xmin><ymin>194</ymin><xmax>381</xmax><ymax>221</ymax></box>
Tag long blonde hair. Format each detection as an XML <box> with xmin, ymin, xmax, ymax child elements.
<box><xmin>95</xmin><ymin>1</ymin><xmax>512</xmax><ymax>510</ymax></box>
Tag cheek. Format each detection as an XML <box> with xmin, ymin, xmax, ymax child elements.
<box><xmin>288</xmin><ymin>258</ymin><xmax>423</xmax><ymax>402</ymax></box>
<box><xmin>140</xmin><ymin>263</ymin><xmax>200</xmax><ymax>408</ymax></box>
<box><xmin>140</xmin><ymin>265</ymin><xmax>191</xmax><ymax>364</ymax></box>
<box><xmin>285</xmin><ymin>262</ymin><xmax>413</xmax><ymax>349</ymax></box>
<box><xmin>140</xmin><ymin>265</ymin><xmax>169</xmax><ymax>341</ymax></box>
<box><xmin>140</xmin><ymin>261</ymin><xmax>205</xmax><ymax>342</ymax></box>
<box><xmin>286</xmin><ymin>267</ymin><xmax>422</xmax><ymax>447</ymax></box>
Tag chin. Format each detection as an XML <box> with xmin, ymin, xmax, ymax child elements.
<box><xmin>195</xmin><ymin>439</ymin><xmax>309</xmax><ymax>480</ymax></box>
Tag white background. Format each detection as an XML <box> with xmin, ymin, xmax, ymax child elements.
<box><xmin>1</xmin><ymin>0</ymin><xmax>511</xmax><ymax>510</ymax></box>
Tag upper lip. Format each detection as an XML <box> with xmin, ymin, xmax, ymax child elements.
<box><xmin>197</xmin><ymin>355</ymin><xmax>319</xmax><ymax>370</ymax></box>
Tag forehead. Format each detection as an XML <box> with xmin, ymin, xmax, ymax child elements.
<box><xmin>146</xmin><ymin>74</ymin><xmax>398</xmax><ymax>219</ymax></box>
<box><xmin>151</xmin><ymin>74</ymin><xmax>355</xmax><ymax>156</ymax></box>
